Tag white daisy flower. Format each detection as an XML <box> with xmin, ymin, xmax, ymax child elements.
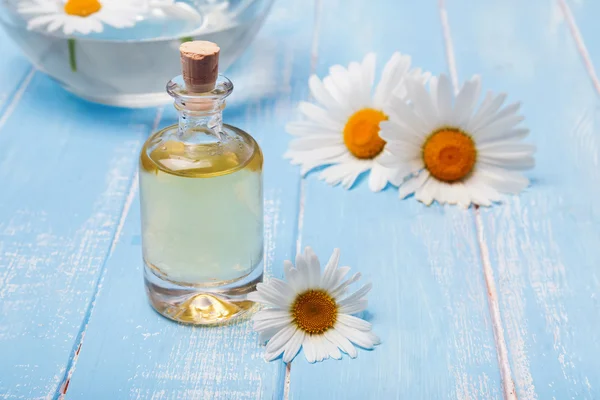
<box><xmin>18</xmin><ymin>0</ymin><xmax>139</xmax><ymax>35</ymax></box>
<box><xmin>379</xmin><ymin>74</ymin><xmax>535</xmax><ymax>207</ymax></box>
<box><xmin>249</xmin><ymin>247</ymin><xmax>380</xmax><ymax>363</ymax></box>
<box><xmin>285</xmin><ymin>53</ymin><xmax>429</xmax><ymax>192</ymax></box>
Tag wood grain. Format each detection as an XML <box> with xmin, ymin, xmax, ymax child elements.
<box><xmin>288</xmin><ymin>0</ymin><xmax>503</xmax><ymax>398</ymax></box>
<box><xmin>447</xmin><ymin>0</ymin><xmax>600</xmax><ymax>398</ymax></box>
<box><xmin>0</xmin><ymin>70</ymin><xmax>157</xmax><ymax>398</ymax></box>
<box><xmin>2</xmin><ymin>0</ymin><xmax>600</xmax><ymax>398</ymax></box>
<box><xmin>0</xmin><ymin>34</ymin><xmax>33</xmax><ymax>131</ymax></box>
<box><xmin>62</xmin><ymin>1</ymin><xmax>316</xmax><ymax>398</ymax></box>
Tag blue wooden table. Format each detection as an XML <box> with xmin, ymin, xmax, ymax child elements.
<box><xmin>1</xmin><ymin>0</ymin><xmax>600</xmax><ymax>398</ymax></box>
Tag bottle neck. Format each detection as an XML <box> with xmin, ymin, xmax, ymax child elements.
<box><xmin>166</xmin><ymin>74</ymin><xmax>233</xmax><ymax>142</ymax></box>
<box><xmin>177</xmin><ymin>100</ymin><xmax>224</xmax><ymax>140</ymax></box>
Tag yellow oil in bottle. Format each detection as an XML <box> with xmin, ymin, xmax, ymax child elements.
<box><xmin>140</xmin><ymin>126</ymin><xmax>263</xmax><ymax>287</ymax></box>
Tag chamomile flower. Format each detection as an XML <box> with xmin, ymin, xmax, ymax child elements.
<box><xmin>379</xmin><ymin>74</ymin><xmax>535</xmax><ymax>207</ymax></box>
<box><xmin>249</xmin><ymin>247</ymin><xmax>379</xmax><ymax>363</ymax></box>
<box><xmin>285</xmin><ymin>53</ymin><xmax>429</xmax><ymax>192</ymax></box>
<box><xmin>18</xmin><ymin>0</ymin><xmax>139</xmax><ymax>35</ymax></box>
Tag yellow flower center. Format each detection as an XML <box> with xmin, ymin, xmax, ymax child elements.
<box><xmin>423</xmin><ymin>128</ymin><xmax>477</xmax><ymax>182</ymax></box>
<box><xmin>343</xmin><ymin>108</ymin><xmax>388</xmax><ymax>159</ymax></box>
<box><xmin>64</xmin><ymin>0</ymin><xmax>102</xmax><ymax>17</ymax></box>
<box><xmin>291</xmin><ymin>290</ymin><xmax>338</xmax><ymax>334</ymax></box>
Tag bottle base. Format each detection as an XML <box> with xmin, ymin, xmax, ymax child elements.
<box><xmin>144</xmin><ymin>262</ymin><xmax>263</xmax><ymax>325</ymax></box>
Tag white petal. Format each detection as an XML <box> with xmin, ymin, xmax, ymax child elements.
<box><xmin>406</xmin><ymin>78</ymin><xmax>437</xmax><ymax>126</ymax></box>
<box><xmin>452</xmin><ymin>75</ymin><xmax>481</xmax><ymax>128</ymax></box>
<box><xmin>304</xmin><ymin>247</ymin><xmax>321</xmax><ymax>288</ymax></box>
<box><xmin>267</xmin><ymin>278</ymin><xmax>296</xmax><ymax>301</ymax></box>
<box><xmin>339</xmin><ymin>299</ymin><xmax>368</xmax><ymax>314</ymax></box>
<box><xmin>478</xmin><ymin>154</ymin><xmax>535</xmax><ymax>171</ymax></box>
<box><xmin>323</xmin><ymin>75</ymin><xmax>353</xmax><ymax>112</ymax></box>
<box><xmin>299</xmin><ymin>102</ymin><xmax>344</xmax><ymax>130</ymax></box>
<box><xmin>476</xmin><ymin>128</ymin><xmax>529</xmax><ymax>145</ymax></box>
<box><xmin>328</xmin><ymin>266</ymin><xmax>351</xmax><ymax>293</ymax></box>
<box><xmin>473</xmin><ymin>114</ymin><xmax>525</xmax><ymax>140</ymax></box>
<box><xmin>302</xmin><ymin>334</ymin><xmax>317</xmax><ymax>363</ymax></box>
<box><xmin>464</xmin><ymin>182</ymin><xmax>492</xmax><ymax>207</ymax></box>
<box><xmin>337</xmin><ymin>282</ymin><xmax>372</xmax><ymax>307</ymax></box>
<box><xmin>467</xmin><ymin>174</ymin><xmax>503</xmax><ymax>203</ymax></box>
<box><xmin>318</xmin><ymin>162</ymin><xmax>370</xmax><ymax>189</ymax></box>
<box><xmin>337</xmin><ymin>314</ymin><xmax>372</xmax><ymax>331</ymax></box>
<box><xmin>286</xmin><ymin>147</ymin><xmax>349</xmax><ymax>176</ymax></box>
<box><xmin>253</xmin><ymin>317</ymin><xmax>292</xmax><ymax>333</ymax></box>
<box><xmin>438</xmin><ymin>181</ymin><xmax>459</xmax><ymax>205</ymax></box>
<box><xmin>468</xmin><ymin>92</ymin><xmax>508</xmax><ymax>132</ymax></box>
<box><xmin>247</xmin><ymin>291</ymin><xmax>282</xmax><ymax>308</ymax></box>
<box><xmin>374</xmin><ymin>53</ymin><xmax>411</xmax><ymax>107</ymax></box>
<box><xmin>379</xmin><ymin>120</ymin><xmax>425</xmax><ymax>148</ymax></box>
<box><xmin>331</xmin><ymin>272</ymin><xmax>362</xmax><ymax>298</ymax></box>
<box><xmin>398</xmin><ymin>170</ymin><xmax>429</xmax><ymax>199</ymax></box>
<box><xmin>312</xmin><ymin>335</ymin><xmax>329</xmax><ymax>362</ymax></box>
<box><xmin>453</xmin><ymin>182</ymin><xmax>472</xmax><ymax>208</ymax></box>
<box><xmin>259</xmin><ymin>326</ymin><xmax>282</xmax><ymax>344</ymax></box>
<box><xmin>436</xmin><ymin>74</ymin><xmax>454</xmax><ymax>124</ymax></box>
<box><xmin>477</xmin><ymin>142</ymin><xmax>535</xmax><ymax>155</ymax></box>
<box><xmin>283</xmin><ymin>260</ymin><xmax>299</xmax><ymax>289</ymax></box>
<box><xmin>47</xmin><ymin>17</ymin><xmax>64</xmax><ymax>33</ymax></box>
<box><xmin>383</xmin><ymin>141</ymin><xmax>423</xmax><ymax>162</ymax></box>
<box><xmin>367</xmin><ymin>331</ymin><xmax>382</xmax><ymax>346</ymax></box>
<box><xmin>288</xmin><ymin>136</ymin><xmax>343</xmax><ymax>151</ymax></box>
<box><xmin>414</xmin><ymin>175</ymin><xmax>436</xmax><ymax>206</ymax></box>
<box><xmin>328</xmin><ymin>65</ymin><xmax>354</xmax><ymax>108</ymax></box>
<box><xmin>27</xmin><ymin>14</ymin><xmax>57</xmax><ymax>30</ymax></box>
<box><xmin>282</xmin><ymin>329</ymin><xmax>305</xmax><ymax>363</ymax></box>
<box><xmin>308</xmin><ymin>75</ymin><xmax>347</xmax><ymax>118</ymax></box>
<box><xmin>324</xmin><ymin>328</ymin><xmax>358</xmax><ymax>358</ymax></box>
<box><xmin>294</xmin><ymin>253</ymin><xmax>310</xmax><ymax>291</ymax></box>
<box><xmin>361</xmin><ymin>53</ymin><xmax>376</xmax><ymax>99</ymax></box>
<box><xmin>476</xmin><ymin>166</ymin><xmax>530</xmax><ymax>194</ymax></box>
<box><xmin>388</xmin><ymin>94</ymin><xmax>430</xmax><ymax>136</ymax></box>
<box><xmin>265</xmin><ymin>325</ymin><xmax>297</xmax><ymax>360</ymax></box>
<box><xmin>348</xmin><ymin>61</ymin><xmax>368</xmax><ymax>109</ymax></box>
<box><xmin>428</xmin><ymin>76</ymin><xmax>438</xmax><ymax>107</ymax></box>
<box><xmin>286</xmin><ymin>121</ymin><xmax>340</xmax><ymax>137</ymax></box>
<box><xmin>254</xmin><ymin>285</ymin><xmax>288</xmax><ymax>307</ymax></box>
<box><xmin>426</xmin><ymin>179</ymin><xmax>446</xmax><ymax>205</ymax></box>
<box><xmin>321</xmin><ymin>248</ymin><xmax>340</xmax><ymax>289</ymax></box>
<box><xmin>334</xmin><ymin>324</ymin><xmax>378</xmax><ymax>350</ymax></box>
<box><xmin>322</xmin><ymin>335</ymin><xmax>343</xmax><ymax>360</ymax></box>
<box><xmin>368</xmin><ymin>163</ymin><xmax>390</xmax><ymax>192</ymax></box>
<box><xmin>252</xmin><ymin>309</ymin><xmax>290</xmax><ymax>322</ymax></box>
<box><xmin>432</xmin><ymin>181</ymin><xmax>449</xmax><ymax>205</ymax></box>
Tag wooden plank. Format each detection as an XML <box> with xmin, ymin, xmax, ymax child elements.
<box><xmin>63</xmin><ymin>2</ymin><xmax>315</xmax><ymax>398</ymax></box>
<box><xmin>446</xmin><ymin>0</ymin><xmax>600</xmax><ymax>398</ymax></box>
<box><xmin>288</xmin><ymin>0</ymin><xmax>503</xmax><ymax>398</ymax></box>
<box><xmin>0</xmin><ymin>70</ymin><xmax>158</xmax><ymax>397</ymax></box>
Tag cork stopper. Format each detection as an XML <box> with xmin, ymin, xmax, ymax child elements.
<box><xmin>180</xmin><ymin>41</ymin><xmax>220</xmax><ymax>93</ymax></box>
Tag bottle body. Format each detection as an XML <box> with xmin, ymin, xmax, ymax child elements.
<box><xmin>140</xmin><ymin>124</ymin><xmax>263</xmax><ymax>285</ymax></box>
<box><xmin>140</xmin><ymin>120</ymin><xmax>264</xmax><ymax>324</ymax></box>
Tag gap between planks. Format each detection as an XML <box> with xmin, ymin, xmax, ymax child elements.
<box><xmin>438</xmin><ymin>1</ymin><xmax>518</xmax><ymax>399</ymax></box>
<box><xmin>283</xmin><ymin>0</ymin><xmax>323</xmax><ymax>398</ymax></box>
<box><xmin>557</xmin><ymin>0</ymin><xmax>600</xmax><ymax>96</ymax></box>
<box><xmin>54</xmin><ymin>107</ymin><xmax>164</xmax><ymax>400</ymax></box>
<box><xmin>0</xmin><ymin>67</ymin><xmax>35</xmax><ymax>132</ymax></box>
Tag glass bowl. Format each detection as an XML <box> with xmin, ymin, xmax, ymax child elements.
<box><xmin>0</xmin><ymin>0</ymin><xmax>273</xmax><ymax>107</ymax></box>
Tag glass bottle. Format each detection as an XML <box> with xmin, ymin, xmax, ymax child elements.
<box><xmin>139</xmin><ymin>41</ymin><xmax>263</xmax><ymax>324</ymax></box>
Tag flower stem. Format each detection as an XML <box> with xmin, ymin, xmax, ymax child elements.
<box><xmin>68</xmin><ymin>38</ymin><xmax>77</xmax><ymax>72</ymax></box>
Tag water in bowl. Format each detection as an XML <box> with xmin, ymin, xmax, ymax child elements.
<box><xmin>0</xmin><ymin>0</ymin><xmax>269</xmax><ymax>107</ymax></box>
